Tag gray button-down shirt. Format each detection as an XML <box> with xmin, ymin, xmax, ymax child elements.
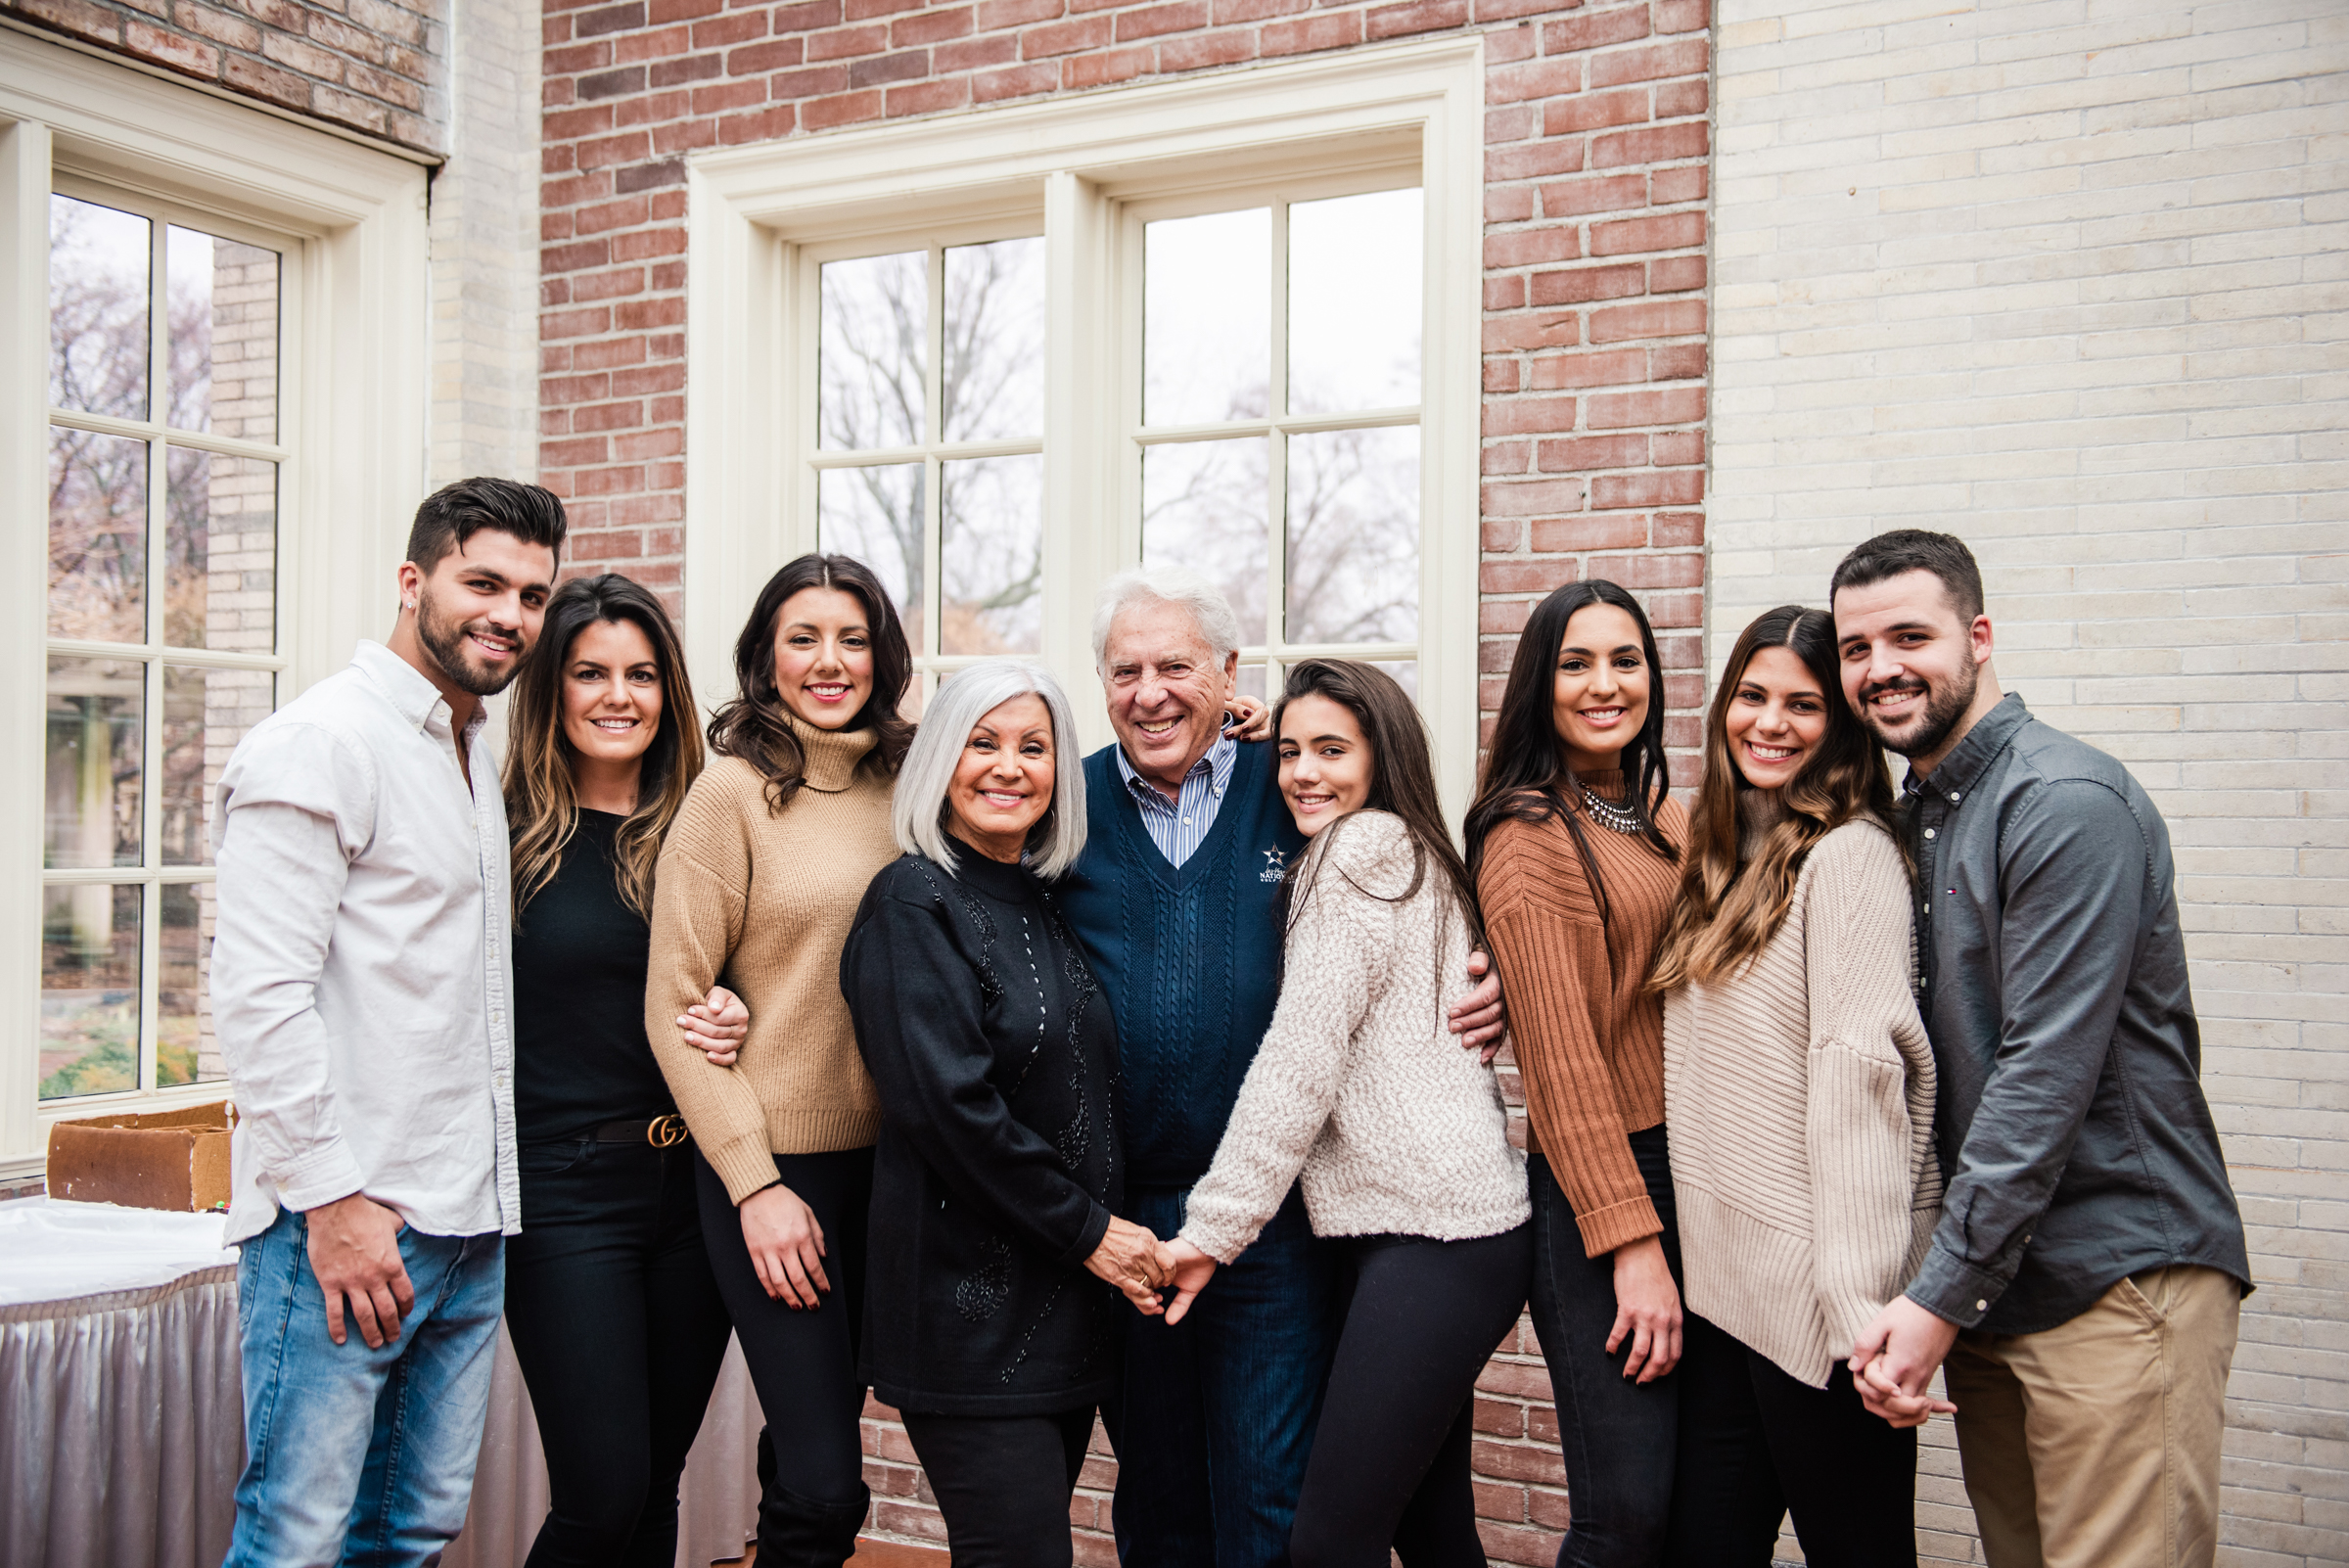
<box><xmin>1899</xmin><ymin>693</ymin><xmax>2248</xmax><ymax>1334</ymax></box>
<box><xmin>211</xmin><ymin>641</ymin><xmax>520</xmax><ymax>1245</ymax></box>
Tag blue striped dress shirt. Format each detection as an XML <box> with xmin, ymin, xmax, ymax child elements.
<box><xmin>1112</xmin><ymin>733</ymin><xmax>1240</xmax><ymax>868</ymax></box>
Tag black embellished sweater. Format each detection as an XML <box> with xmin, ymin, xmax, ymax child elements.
<box><xmin>841</xmin><ymin>848</ymin><xmax>1124</xmax><ymax>1415</ymax></box>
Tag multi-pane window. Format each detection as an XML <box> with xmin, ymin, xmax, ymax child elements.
<box><xmin>42</xmin><ymin>186</ymin><xmax>287</xmax><ymax>1101</ymax></box>
<box><xmin>802</xmin><ymin>184</ymin><xmax>1426</xmax><ymax>713</ymax></box>
<box><xmin>1135</xmin><ymin>186</ymin><xmax>1424</xmax><ymax>700</ymax></box>
<box><xmin>814</xmin><ymin>235</ymin><xmax>1046</xmax><ymax>710</ymax></box>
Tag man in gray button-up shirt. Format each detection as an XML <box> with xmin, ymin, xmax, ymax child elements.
<box><xmin>1831</xmin><ymin>530</ymin><xmax>2248</xmax><ymax>1568</ymax></box>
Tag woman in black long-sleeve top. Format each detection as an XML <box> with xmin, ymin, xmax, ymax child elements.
<box><xmin>841</xmin><ymin>659</ymin><xmax>1173</xmax><ymax>1568</ymax></box>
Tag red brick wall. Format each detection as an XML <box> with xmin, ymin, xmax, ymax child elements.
<box><xmin>537</xmin><ymin>0</ymin><xmax>1710</xmax><ymax>1559</ymax></box>
<box><xmin>4</xmin><ymin>0</ymin><xmax>448</xmax><ymax>153</ymax></box>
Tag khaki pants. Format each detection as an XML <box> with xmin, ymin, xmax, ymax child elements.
<box><xmin>1944</xmin><ymin>1266</ymin><xmax>2240</xmax><ymax>1568</ymax></box>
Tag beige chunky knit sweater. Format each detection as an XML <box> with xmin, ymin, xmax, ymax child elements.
<box><xmin>1179</xmin><ymin>811</ymin><xmax>1530</xmax><ymax>1263</ymax></box>
<box><xmin>644</xmin><ymin>719</ymin><xmax>898</xmax><ymax>1204</ymax></box>
<box><xmin>1662</xmin><ymin>792</ymin><xmax>1941</xmax><ymax>1387</ymax></box>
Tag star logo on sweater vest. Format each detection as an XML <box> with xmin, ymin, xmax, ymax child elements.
<box><xmin>1261</xmin><ymin>848</ymin><xmax>1286</xmax><ymax>882</ymax></box>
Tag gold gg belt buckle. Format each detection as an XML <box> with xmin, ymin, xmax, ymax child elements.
<box><xmin>647</xmin><ymin>1114</ymin><xmax>688</xmax><ymax>1148</ymax></box>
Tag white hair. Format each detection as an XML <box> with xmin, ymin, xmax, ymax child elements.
<box><xmin>893</xmin><ymin>659</ymin><xmax>1089</xmax><ymax>880</ymax></box>
<box><xmin>1089</xmin><ymin>565</ymin><xmax>1241</xmax><ymax>671</ymax></box>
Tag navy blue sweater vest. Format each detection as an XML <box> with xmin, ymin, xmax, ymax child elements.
<box><xmin>1060</xmin><ymin>740</ymin><xmax>1303</xmax><ymax>1191</ymax></box>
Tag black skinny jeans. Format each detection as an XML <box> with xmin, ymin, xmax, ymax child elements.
<box><xmin>1664</xmin><ymin>1313</ymin><xmax>1917</xmax><ymax>1567</ymax></box>
<box><xmin>1289</xmin><ymin>1224</ymin><xmax>1534</xmax><ymax>1568</ymax></box>
<box><xmin>901</xmin><ymin>1407</ymin><xmax>1096</xmax><ymax>1568</ymax></box>
<box><xmin>505</xmin><ymin>1138</ymin><xmax>734</xmax><ymax>1568</ymax></box>
<box><xmin>695</xmin><ymin>1146</ymin><xmax>875</xmax><ymax>1565</ymax></box>
<box><xmin>1528</xmin><ymin>1131</ymin><xmax>1682</xmax><ymax>1568</ymax></box>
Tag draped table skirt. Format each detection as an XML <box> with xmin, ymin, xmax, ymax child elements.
<box><xmin>0</xmin><ymin>1200</ymin><xmax>760</xmax><ymax>1568</ymax></box>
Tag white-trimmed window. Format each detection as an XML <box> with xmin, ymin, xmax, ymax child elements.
<box><xmin>1127</xmin><ymin>179</ymin><xmax>1425</xmax><ymax>704</ymax></box>
<box><xmin>807</xmin><ymin>227</ymin><xmax>1048</xmax><ymax>702</ymax></box>
<box><xmin>1</xmin><ymin>31</ymin><xmax>429</xmax><ymax>1173</ymax></box>
<box><xmin>42</xmin><ymin>181</ymin><xmax>290</xmax><ymax>1102</ymax></box>
<box><xmin>686</xmin><ymin>40</ymin><xmax>1483</xmax><ymax>800</ymax></box>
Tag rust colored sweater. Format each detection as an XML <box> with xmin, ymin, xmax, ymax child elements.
<box><xmin>1478</xmin><ymin>771</ymin><xmax>1686</xmax><ymax>1259</ymax></box>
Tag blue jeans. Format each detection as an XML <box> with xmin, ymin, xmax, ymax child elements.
<box><xmin>226</xmin><ymin>1205</ymin><xmax>506</xmax><ymax>1568</ymax></box>
<box><xmin>1107</xmin><ymin>1183</ymin><xmax>1341</xmax><ymax>1568</ymax></box>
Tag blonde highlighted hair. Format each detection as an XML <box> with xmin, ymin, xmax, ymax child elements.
<box><xmin>503</xmin><ymin>574</ymin><xmax>704</xmax><ymax>922</ymax></box>
<box><xmin>1649</xmin><ymin>605</ymin><xmax>1898</xmax><ymax>991</ymax></box>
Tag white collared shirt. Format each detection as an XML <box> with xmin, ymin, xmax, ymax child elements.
<box><xmin>210</xmin><ymin>640</ymin><xmax>520</xmax><ymax>1244</ymax></box>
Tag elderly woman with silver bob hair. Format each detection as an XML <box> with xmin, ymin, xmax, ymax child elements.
<box><xmin>840</xmin><ymin>658</ymin><xmax>1173</xmax><ymax>1568</ymax></box>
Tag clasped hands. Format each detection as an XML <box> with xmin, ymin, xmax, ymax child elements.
<box><xmin>1847</xmin><ymin>1295</ymin><xmax>1961</xmax><ymax>1429</ymax></box>
<box><xmin>1083</xmin><ymin>1220</ymin><xmax>1219</xmax><ymax>1323</ymax></box>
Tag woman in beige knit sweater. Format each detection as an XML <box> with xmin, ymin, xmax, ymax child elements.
<box><xmin>1160</xmin><ymin>660</ymin><xmax>1529</xmax><ymax>1568</ymax></box>
<box><xmin>642</xmin><ymin>552</ymin><xmax>910</xmax><ymax>1568</ymax></box>
<box><xmin>1651</xmin><ymin>605</ymin><xmax>1942</xmax><ymax>1567</ymax></box>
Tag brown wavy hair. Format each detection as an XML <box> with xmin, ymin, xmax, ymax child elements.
<box><xmin>1276</xmin><ymin>659</ymin><xmax>1484</xmax><ymax>955</ymax></box>
<box><xmin>705</xmin><ymin>553</ymin><xmax>913</xmax><ymax>811</ymax></box>
<box><xmin>504</xmin><ymin>573</ymin><xmax>702</xmax><ymax>922</ymax></box>
<box><xmin>1648</xmin><ymin>604</ymin><xmax>1898</xmax><ymax>991</ymax></box>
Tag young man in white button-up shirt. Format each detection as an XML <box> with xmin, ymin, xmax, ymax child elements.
<box><xmin>213</xmin><ymin>478</ymin><xmax>563</xmax><ymax>1568</ymax></box>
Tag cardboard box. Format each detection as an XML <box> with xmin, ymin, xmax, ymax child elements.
<box><xmin>46</xmin><ymin>1101</ymin><xmax>235</xmax><ymax>1212</ymax></box>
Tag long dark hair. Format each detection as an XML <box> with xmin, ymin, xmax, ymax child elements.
<box><xmin>1464</xmin><ymin>579</ymin><xmax>1677</xmax><ymax>914</ymax></box>
<box><xmin>705</xmin><ymin>553</ymin><xmax>914</xmax><ymax>811</ymax></box>
<box><xmin>503</xmin><ymin>573</ymin><xmax>701</xmax><ymax>920</ymax></box>
<box><xmin>1650</xmin><ymin>605</ymin><xmax>1898</xmax><ymax>989</ymax></box>
<box><xmin>1276</xmin><ymin>659</ymin><xmax>1484</xmax><ymax>954</ymax></box>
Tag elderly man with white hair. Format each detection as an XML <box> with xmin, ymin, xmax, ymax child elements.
<box><xmin>1056</xmin><ymin>567</ymin><xmax>1506</xmax><ymax>1567</ymax></box>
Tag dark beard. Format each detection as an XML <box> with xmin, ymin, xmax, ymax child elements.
<box><xmin>416</xmin><ymin>586</ymin><xmax>523</xmax><ymax>698</ymax></box>
<box><xmin>1860</xmin><ymin>659</ymin><xmax>1977</xmax><ymax>761</ymax></box>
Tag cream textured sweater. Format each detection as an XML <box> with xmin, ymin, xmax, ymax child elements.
<box><xmin>1662</xmin><ymin>792</ymin><xmax>1941</xmax><ymax>1387</ymax></box>
<box><xmin>645</xmin><ymin>718</ymin><xmax>899</xmax><ymax>1204</ymax></box>
<box><xmin>1179</xmin><ymin>811</ymin><xmax>1530</xmax><ymax>1263</ymax></box>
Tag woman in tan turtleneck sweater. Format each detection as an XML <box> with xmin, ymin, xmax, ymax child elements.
<box><xmin>644</xmin><ymin>553</ymin><xmax>909</xmax><ymax>1568</ymax></box>
<box><xmin>1466</xmin><ymin>580</ymin><xmax>1687</xmax><ymax>1568</ymax></box>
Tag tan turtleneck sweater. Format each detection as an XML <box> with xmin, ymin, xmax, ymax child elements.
<box><xmin>645</xmin><ymin>716</ymin><xmax>899</xmax><ymax>1203</ymax></box>
<box><xmin>1662</xmin><ymin>790</ymin><xmax>1940</xmax><ymax>1387</ymax></box>
<box><xmin>1476</xmin><ymin>772</ymin><xmax>1686</xmax><ymax>1258</ymax></box>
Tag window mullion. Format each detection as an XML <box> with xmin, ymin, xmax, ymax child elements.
<box><xmin>140</xmin><ymin>208</ymin><xmax>169</xmax><ymax>1094</ymax></box>
<box><xmin>1265</xmin><ymin>198</ymin><xmax>1289</xmax><ymax>681</ymax></box>
<box><xmin>925</xmin><ymin>245</ymin><xmax>945</xmax><ymax>672</ymax></box>
<box><xmin>137</xmin><ymin>882</ymin><xmax>161</xmax><ymax>1093</ymax></box>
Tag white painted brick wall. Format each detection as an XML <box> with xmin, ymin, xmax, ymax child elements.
<box><xmin>1712</xmin><ymin>3</ymin><xmax>2349</xmax><ymax>1564</ymax></box>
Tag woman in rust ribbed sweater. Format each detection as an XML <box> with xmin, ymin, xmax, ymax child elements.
<box><xmin>1467</xmin><ymin>579</ymin><xmax>1687</xmax><ymax>1568</ymax></box>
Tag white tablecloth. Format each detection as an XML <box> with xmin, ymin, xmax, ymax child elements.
<box><xmin>0</xmin><ymin>1198</ymin><xmax>760</xmax><ymax>1568</ymax></box>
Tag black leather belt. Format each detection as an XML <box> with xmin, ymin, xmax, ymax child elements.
<box><xmin>592</xmin><ymin>1115</ymin><xmax>689</xmax><ymax>1147</ymax></box>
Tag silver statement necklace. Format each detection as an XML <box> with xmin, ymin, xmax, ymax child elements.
<box><xmin>1578</xmin><ymin>779</ymin><xmax>1645</xmax><ymax>836</ymax></box>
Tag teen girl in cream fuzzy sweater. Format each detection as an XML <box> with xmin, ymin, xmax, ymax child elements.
<box><xmin>1160</xmin><ymin>659</ymin><xmax>1527</xmax><ymax>1568</ymax></box>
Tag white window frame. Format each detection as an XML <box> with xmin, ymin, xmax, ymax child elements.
<box><xmin>0</xmin><ymin>29</ymin><xmax>431</xmax><ymax>1176</ymax></box>
<box><xmin>795</xmin><ymin>214</ymin><xmax>1051</xmax><ymax>698</ymax></box>
<box><xmin>1116</xmin><ymin>169</ymin><xmax>1429</xmax><ymax>698</ymax></box>
<box><xmin>682</xmin><ymin>38</ymin><xmax>1484</xmax><ymax>807</ymax></box>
